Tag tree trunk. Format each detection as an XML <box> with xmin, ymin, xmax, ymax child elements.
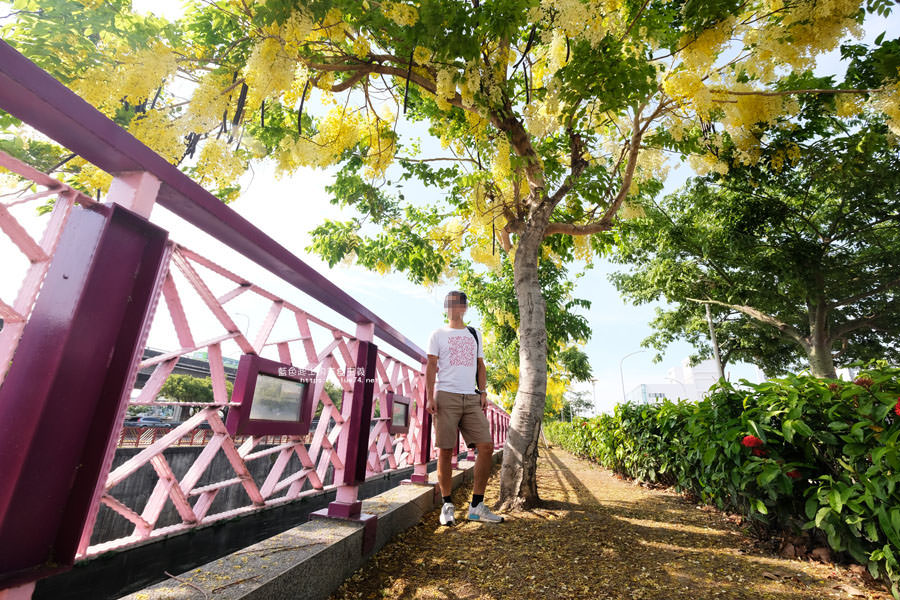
<box><xmin>497</xmin><ymin>209</ymin><xmax>551</xmax><ymax>511</ymax></box>
<box><xmin>807</xmin><ymin>334</ymin><xmax>837</xmax><ymax>378</ymax></box>
<box><xmin>806</xmin><ymin>283</ymin><xmax>837</xmax><ymax>379</ymax></box>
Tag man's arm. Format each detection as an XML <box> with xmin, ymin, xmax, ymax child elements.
<box><xmin>477</xmin><ymin>357</ymin><xmax>487</xmax><ymax>409</ymax></box>
<box><xmin>425</xmin><ymin>354</ymin><xmax>438</xmax><ymax>414</ymax></box>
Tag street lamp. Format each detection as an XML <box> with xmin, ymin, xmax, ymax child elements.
<box><xmin>619</xmin><ymin>350</ymin><xmax>647</xmax><ymax>403</ymax></box>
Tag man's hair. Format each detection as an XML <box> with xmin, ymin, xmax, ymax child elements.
<box><xmin>444</xmin><ymin>290</ymin><xmax>467</xmax><ymax>309</ymax></box>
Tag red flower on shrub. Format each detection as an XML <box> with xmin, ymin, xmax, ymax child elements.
<box><xmin>786</xmin><ymin>470</ymin><xmax>802</xmax><ymax>479</ymax></box>
<box><xmin>741</xmin><ymin>435</ymin><xmax>764</xmax><ymax>448</ymax></box>
<box><xmin>752</xmin><ymin>448</ymin><xmax>767</xmax><ymax>457</ymax></box>
<box><xmin>828</xmin><ymin>383</ymin><xmax>840</xmax><ymax>392</ymax></box>
<box><xmin>893</xmin><ymin>397</ymin><xmax>900</xmax><ymax>417</ymax></box>
<box><xmin>854</xmin><ymin>376</ymin><xmax>874</xmax><ymax>389</ymax></box>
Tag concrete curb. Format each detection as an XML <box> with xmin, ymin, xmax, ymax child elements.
<box><xmin>122</xmin><ymin>449</ymin><xmax>502</xmax><ymax>600</ymax></box>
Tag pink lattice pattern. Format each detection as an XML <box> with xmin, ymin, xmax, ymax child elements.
<box><xmin>0</xmin><ymin>150</ymin><xmax>95</xmax><ymax>385</ymax></box>
<box><xmin>78</xmin><ymin>241</ymin><xmax>434</xmax><ymax>557</ymax></box>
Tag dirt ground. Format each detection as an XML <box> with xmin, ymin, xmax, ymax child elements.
<box><xmin>329</xmin><ymin>441</ymin><xmax>892</xmax><ymax>600</ymax></box>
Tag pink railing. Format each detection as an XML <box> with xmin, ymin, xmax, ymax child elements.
<box><xmin>77</xmin><ymin>240</ymin><xmax>425</xmax><ymax>556</ymax></box>
<box><xmin>0</xmin><ymin>152</ymin><xmax>96</xmax><ymax>384</ymax></box>
<box><xmin>0</xmin><ymin>148</ymin><xmax>511</xmax><ymax>561</ymax></box>
<box><xmin>115</xmin><ymin>427</ymin><xmax>297</xmax><ymax>448</ymax></box>
<box><xmin>0</xmin><ymin>40</ymin><xmax>510</xmax><ymax>596</ymax></box>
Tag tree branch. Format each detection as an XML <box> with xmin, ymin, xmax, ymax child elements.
<box><xmin>832</xmin><ymin>313</ymin><xmax>888</xmax><ymax>338</ymax></box>
<box><xmin>710</xmin><ymin>87</ymin><xmax>885</xmax><ymax>97</ymax></box>
<box><xmin>685</xmin><ymin>297</ymin><xmax>806</xmax><ymax>345</ymax></box>
<box><xmin>830</xmin><ymin>276</ymin><xmax>900</xmax><ymax>309</ymax></box>
<box><xmin>543</xmin><ymin>104</ymin><xmax>647</xmax><ymax>237</ymax></box>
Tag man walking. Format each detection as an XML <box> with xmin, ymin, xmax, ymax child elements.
<box><xmin>426</xmin><ymin>290</ymin><xmax>504</xmax><ymax>525</ymax></box>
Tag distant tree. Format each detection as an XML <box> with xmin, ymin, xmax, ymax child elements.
<box><xmin>554</xmin><ymin>389</ymin><xmax>593</xmax><ymax>421</ymax></box>
<box><xmin>611</xmin><ymin>104</ymin><xmax>900</xmax><ymax>378</ymax></box>
<box><xmin>159</xmin><ymin>374</ymin><xmax>233</xmax><ymax>417</ymax></box>
<box><xmin>314</xmin><ymin>379</ymin><xmax>344</xmax><ymax>419</ymax></box>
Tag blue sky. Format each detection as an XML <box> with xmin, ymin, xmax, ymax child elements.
<box><xmin>2</xmin><ymin>2</ymin><xmax>896</xmax><ymax>416</ymax></box>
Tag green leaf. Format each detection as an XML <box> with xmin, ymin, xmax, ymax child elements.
<box><xmin>781</xmin><ymin>420</ymin><xmax>795</xmax><ymax>443</ymax></box>
<box><xmin>805</xmin><ymin>496</ymin><xmax>819</xmax><ymax>520</ymax></box>
<box><xmin>755</xmin><ymin>498</ymin><xmax>768</xmax><ymax>515</ymax></box>
<box><xmin>828</xmin><ymin>488</ymin><xmax>844</xmax><ymax>513</ymax></box>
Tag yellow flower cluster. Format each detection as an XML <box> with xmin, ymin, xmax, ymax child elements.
<box><xmin>785</xmin><ymin>142</ymin><xmax>801</xmax><ymax>165</ymax></box>
<box><xmin>185</xmin><ymin>72</ymin><xmax>232</xmax><ymax>132</ymax></box>
<box><xmin>413</xmin><ymin>46</ymin><xmax>432</xmax><ymax>65</ymax></box>
<box><xmin>688</xmin><ymin>152</ymin><xmax>729</xmax><ymax>176</ymax></box>
<box><xmin>275</xmin><ymin>105</ymin><xmax>367</xmax><ymax>174</ymax></box>
<box><xmin>737</xmin><ymin>0</ymin><xmax>863</xmax><ymax>81</ymax></box>
<box><xmin>351</xmin><ymin>35</ymin><xmax>371</xmax><ymax>59</ymax></box>
<box><xmin>719</xmin><ymin>84</ymin><xmax>782</xmax><ymax>134</ymax></box>
<box><xmin>633</xmin><ymin>147</ymin><xmax>670</xmax><ymax>184</ymax></box>
<box><xmin>572</xmin><ymin>233</ymin><xmax>593</xmax><ymax>263</ymax></box>
<box><xmin>664</xmin><ymin>71</ymin><xmax>717</xmax><ymax>118</ymax></box>
<box><xmin>834</xmin><ymin>93</ymin><xmax>864</xmax><ymax>118</ymax></box>
<box><xmin>129</xmin><ymin>109</ymin><xmax>185</xmax><ymax>164</ymax></box>
<box><xmin>382</xmin><ymin>2</ymin><xmax>419</xmax><ymax>27</ymax></box>
<box><xmin>308</xmin><ymin>8</ymin><xmax>345</xmax><ymax>44</ymax></box>
<box><xmin>69</xmin><ymin>159</ymin><xmax>113</xmax><ymax>195</ymax></box>
<box><xmin>70</xmin><ymin>41</ymin><xmax>177</xmax><ymax>115</ymax></box>
<box><xmin>282</xmin><ymin>65</ymin><xmax>312</xmax><ymax>107</ymax></box>
<box><xmin>618</xmin><ymin>199</ymin><xmax>646</xmax><ymax>219</ymax></box>
<box><xmin>869</xmin><ymin>80</ymin><xmax>900</xmax><ymax>135</ymax></box>
<box><xmin>244</xmin><ymin>37</ymin><xmax>295</xmax><ymax>111</ymax></box>
<box><xmin>362</xmin><ymin>120</ymin><xmax>397</xmax><ymax>179</ymax></box>
<box><xmin>194</xmin><ymin>139</ymin><xmax>246</xmax><ymax>200</ymax></box>
<box><xmin>666</xmin><ymin>115</ymin><xmax>692</xmax><ymax>142</ymax></box>
<box><xmin>470</xmin><ymin>239</ymin><xmax>502</xmax><ymax>270</ymax></box>
<box><xmin>547</xmin><ymin>31</ymin><xmax>569</xmax><ymax>76</ymax></box>
<box><xmin>538</xmin><ymin>0</ymin><xmax>621</xmax><ymax>46</ymax></box>
<box><xmin>493</xmin><ymin>309</ymin><xmax>517</xmax><ymax>329</ymax></box>
<box><xmin>281</xmin><ymin>8</ymin><xmax>315</xmax><ymax>53</ymax></box>
<box><xmin>427</xmin><ymin>216</ymin><xmax>465</xmax><ymax>260</ymax></box>
<box><xmin>435</xmin><ymin>67</ymin><xmax>457</xmax><ymax>111</ymax></box>
<box><xmin>678</xmin><ymin>17</ymin><xmax>734</xmax><ymax>73</ymax></box>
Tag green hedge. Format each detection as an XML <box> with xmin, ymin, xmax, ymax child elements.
<box><xmin>545</xmin><ymin>363</ymin><xmax>900</xmax><ymax>597</ymax></box>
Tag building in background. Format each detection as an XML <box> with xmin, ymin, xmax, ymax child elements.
<box><xmin>625</xmin><ymin>357</ymin><xmax>724</xmax><ymax>404</ymax></box>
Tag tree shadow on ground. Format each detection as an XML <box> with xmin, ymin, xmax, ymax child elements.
<box><xmin>329</xmin><ymin>444</ymin><xmax>889</xmax><ymax>600</ymax></box>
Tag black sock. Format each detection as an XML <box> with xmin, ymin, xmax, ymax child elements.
<box><xmin>443</xmin><ymin>495</ymin><xmax>453</xmax><ymax>504</ymax></box>
<box><xmin>471</xmin><ymin>494</ymin><xmax>484</xmax><ymax>507</ymax></box>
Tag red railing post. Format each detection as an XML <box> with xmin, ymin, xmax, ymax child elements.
<box><xmin>404</xmin><ymin>365</ymin><xmax>432</xmax><ymax>485</ymax></box>
<box><xmin>0</xmin><ymin>192</ymin><xmax>168</xmax><ymax>590</ymax></box>
<box><xmin>311</xmin><ymin>321</ymin><xmax>378</xmax><ymax>554</ymax></box>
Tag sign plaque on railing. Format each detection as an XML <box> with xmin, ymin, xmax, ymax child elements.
<box><xmin>225</xmin><ymin>355</ymin><xmax>315</xmax><ymax>437</ymax></box>
<box><xmin>386</xmin><ymin>391</ymin><xmax>411</xmax><ymax>435</ymax></box>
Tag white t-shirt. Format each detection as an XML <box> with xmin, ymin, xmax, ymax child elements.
<box><xmin>427</xmin><ymin>325</ymin><xmax>484</xmax><ymax>394</ymax></box>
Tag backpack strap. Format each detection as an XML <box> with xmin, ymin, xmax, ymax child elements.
<box><xmin>465</xmin><ymin>325</ymin><xmax>479</xmax><ymax>356</ymax></box>
<box><xmin>466</xmin><ymin>326</ymin><xmax>481</xmax><ymax>393</ymax></box>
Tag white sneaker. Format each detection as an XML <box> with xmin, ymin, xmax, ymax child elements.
<box><xmin>439</xmin><ymin>502</ymin><xmax>456</xmax><ymax>526</ymax></box>
<box><xmin>467</xmin><ymin>501</ymin><xmax>504</xmax><ymax>523</ymax></box>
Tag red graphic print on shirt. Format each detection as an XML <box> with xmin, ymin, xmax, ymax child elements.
<box><xmin>448</xmin><ymin>335</ymin><xmax>474</xmax><ymax>367</ymax></box>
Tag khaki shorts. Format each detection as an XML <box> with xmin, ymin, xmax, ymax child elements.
<box><xmin>433</xmin><ymin>389</ymin><xmax>493</xmax><ymax>449</ymax></box>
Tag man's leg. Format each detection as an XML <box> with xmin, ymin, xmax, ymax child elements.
<box><xmin>472</xmin><ymin>442</ymin><xmax>494</xmax><ymax>496</ymax></box>
<box><xmin>437</xmin><ymin>447</ymin><xmax>454</xmax><ymax>498</ymax></box>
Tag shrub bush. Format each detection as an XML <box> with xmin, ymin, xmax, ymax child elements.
<box><xmin>545</xmin><ymin>362</ymin><xmax>900</xmax><ymax>597</ymax></box>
